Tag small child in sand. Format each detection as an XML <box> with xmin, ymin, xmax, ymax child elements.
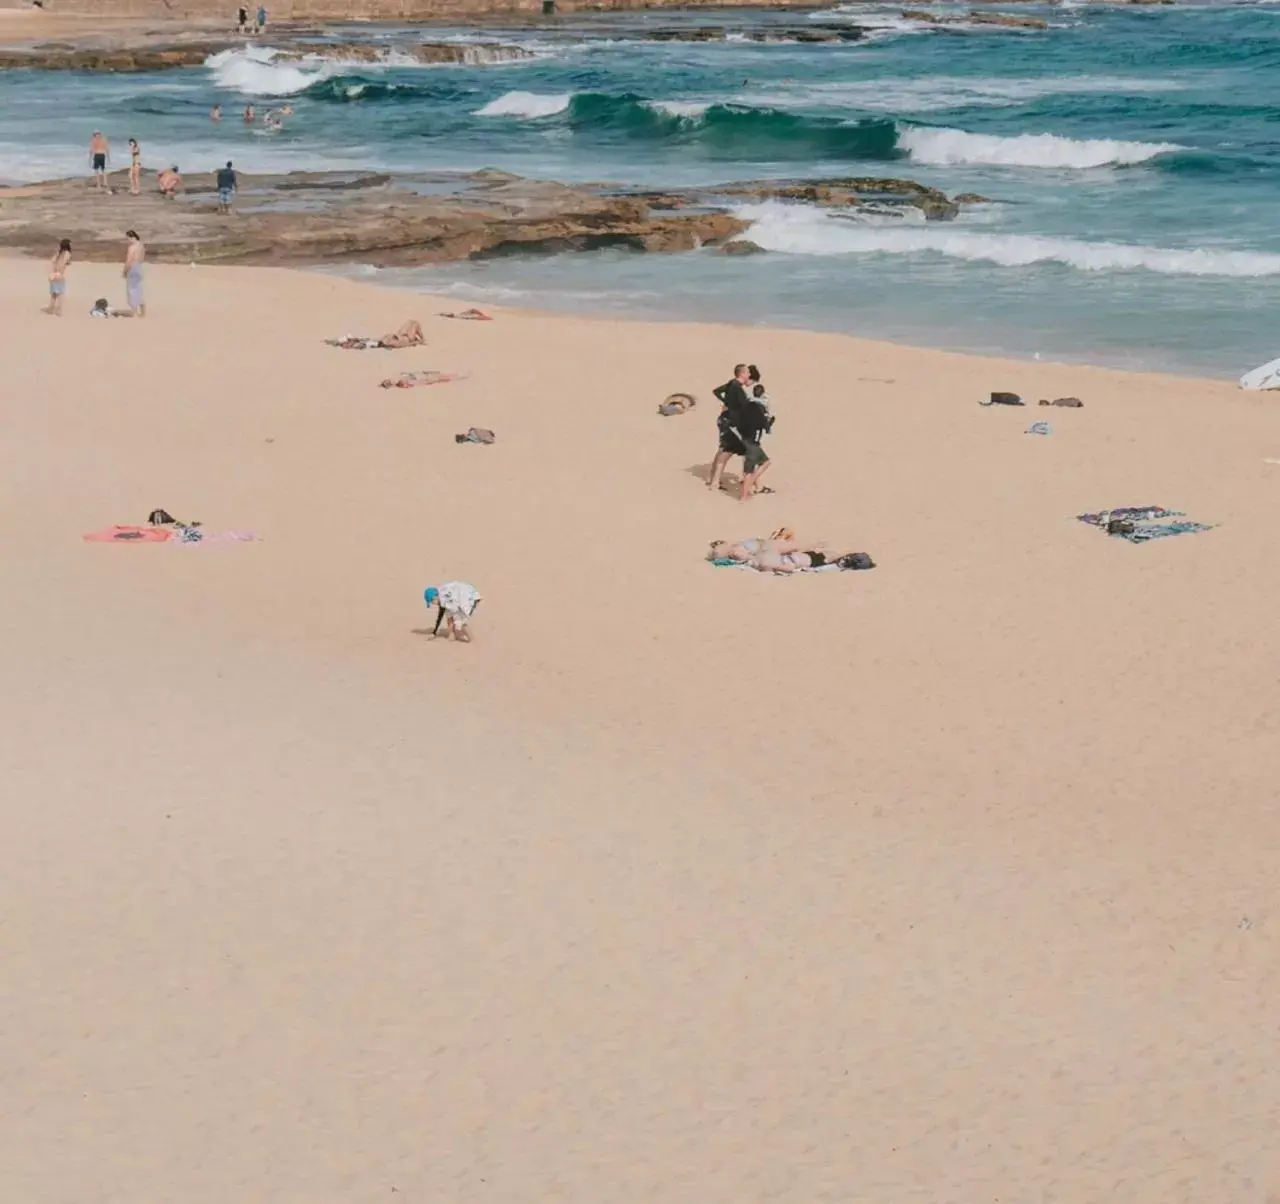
<box><xmin>425</xmin><ymin>581</ymin><xmax>482</xmax><ymax>643</ymax></box>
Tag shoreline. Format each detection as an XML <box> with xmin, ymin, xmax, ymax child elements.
<box><xmin>3</xmin><ymin>248</ymin><xmax>1245</xmax><ymax>384</ymax></box>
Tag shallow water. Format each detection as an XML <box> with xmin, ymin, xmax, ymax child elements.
<box><xmin>4</xmin><ymin>3</ymin><xmax>1280</xmax><ymax>375</ymax></box>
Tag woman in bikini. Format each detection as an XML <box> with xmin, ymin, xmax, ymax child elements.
<box><xmin>44</xmin><ymin>238</ymin><xmax>71</xmax><ymax>317</ymax></box>
<box><xmin>128</xmin><ymin>138</ymin><xmax>141</xmax><ymax>196</ymax></box>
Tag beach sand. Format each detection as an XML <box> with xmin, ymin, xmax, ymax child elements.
<box><xmin>3</xmin><ymin>254</ymin><xmax>1279</xmax><ymax>1202</ymax></box>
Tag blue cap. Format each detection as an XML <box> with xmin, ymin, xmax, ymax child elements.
<box><xmin>424</xmin><ymin>587</ymin><xmax>439</xmax><ymax>605</ymax></box>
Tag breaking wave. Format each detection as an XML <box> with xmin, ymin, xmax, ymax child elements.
<box><xmin>738</xmin><ymin>202</ymin><xmax>1280</xmax><ymax>278</ymax></box>
<box><xmin>897</xmin><ymin>125</ymin><xmax>1179</xmax><ymax>168</ymax></box>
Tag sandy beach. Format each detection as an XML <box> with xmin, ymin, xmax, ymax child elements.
<box><xmin>3</xmin><ymin>253</ymin><xmax>1280</xmax><ymax>1202</ymax></box>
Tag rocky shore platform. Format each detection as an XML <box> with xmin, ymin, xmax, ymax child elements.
<box><xmin>0</xmin><ymin>169</ymin><xmax>987</xmax><ymax>266</ymax></box>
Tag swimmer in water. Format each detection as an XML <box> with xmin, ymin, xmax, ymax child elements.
<box><xmin>211</xmin><ymin>104</ymin><xmax>222</xmax><ymax>123</ymax></box>
<box><xmin>243</xmin><ymin>104</ymin><xmax>255</xmax><ymax>123</ymax></box>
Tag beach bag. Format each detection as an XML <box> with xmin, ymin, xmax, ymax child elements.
<box><xmin>455</xmin><ymin>428</ymin><xmax>495</xmax><ymax>444</ymax></box>
<box><xmin>148</xmin><ymin>508</ymin><xmax>177</xmax><ymax>525</ymax></box>
<box><xmin>838</xmin><ymin>553</ymin><xmax>876</xmax><ymax>571</ymax></box>
<box><xmin>983</xmin><ymin>392</ymin><xmax>1024</xmax><ymax>407</ymax></box>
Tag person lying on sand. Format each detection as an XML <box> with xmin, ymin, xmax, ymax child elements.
<box><xmin>708</xmin><ymin>531</ymin><xmax>856</xmax><ymax>573</ymax></box>
<box><xmin>425</xmin><ymin>581</ymin><xmax>481</xmax><ymax>643</ymax></box>
<box><xmin>707</xmin><ymin>529</ymin><xmax>797</xmax><ymax>562</ymax></box>
<box><xmin>439</xmin><ymin>308</ymin><xmax>493</xmax><ymax>321</ymax></box>
<box><xmin>328</xmin><ymin>320</ymin><xmax>425</xmax><ymax>351</ymax></box>
<box><xmin>380</xmin><ymin>370</ymin><xmax>466</xmax><ymax>390</ymax></box>
<box><xmin>89</xmin><ymin>297</ymin><xmax>133</xmax><ymax>318</ymax></box>
<box><xmin>379</xmin><ymin>319</ymin><xmax>425</xmax><ymax>348</ymax></box>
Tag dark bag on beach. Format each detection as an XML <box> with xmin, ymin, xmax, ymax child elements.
<box><xmin>148</xmin><ymin>508</ymin><xmax>177</xmax><ymax>526</ymax></box>
<box><xmin>984</xmin><ymin>392</ymin><xmax>1024</xmax><ymax>407</ymax></box>
<box><xmin>838</xmin><ymin>553</ymin><xmax>876</xmax><ymax>571</ymax></box>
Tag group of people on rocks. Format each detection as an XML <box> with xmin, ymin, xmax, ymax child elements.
<box><xmin>709</xmin><ymin>362</ymin><xmax>774</xmax><ymax>500</ymax></box>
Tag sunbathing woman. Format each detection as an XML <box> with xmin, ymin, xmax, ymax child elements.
<box><xmin>707</xmin><ymin>529</ymin><xmax>798</xmax><ymax>562</ymax></box>
<box><xmin>377</xmin><ymin>319</ymin><xmax>424</xmax><ymax>349</ymax></box>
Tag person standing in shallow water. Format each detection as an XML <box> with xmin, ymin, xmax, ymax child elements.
<box><xmin>123</xmin><ymin>230</ymin><xmax>146</xmax><ymax>318</ymax></box>
<box><xmin>44</xmin><ymin>239</ymin><xmax>71</xmax><ymax>317</ymax></box>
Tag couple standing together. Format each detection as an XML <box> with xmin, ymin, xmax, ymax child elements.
<box><xmin>709</xmin><ymin>363</ymin><xmax>773</xmax><ymax>500</ymax></box>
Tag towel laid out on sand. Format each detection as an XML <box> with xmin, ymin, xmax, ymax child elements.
<box><xmin>380</xmin><ymin>371</ymin><xmax>469</xmax><ymax>390</ymax></box>
<box><xmin>83</xmin><ymin>525</ymin><xmax>171</xmax><ymax>543</ymax></box>
<box><xmin>455</xmin><ymin>427</ymin><xmax>495</xmax><ymax>444</ymax></box>
<box><xmin>1077</xmin><ymin>506</ymin><xmax>1214</xmax><ymax>544</ymax></box>
<box><xmin>83</xmin><ymin>524</ymin><xmax>258</xmax><ymax>545</ymax></box>
<box><xmin>658</xmin><ymin>392</ymin><xmax>696</xmax><ymax>416</ymax></box>
<box><xmin>439</xmin><ymin>308</ymin><xmax>493</xmax><ymax>321</ymax></box>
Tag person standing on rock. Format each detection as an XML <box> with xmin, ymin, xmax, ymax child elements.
<box><xmin>128</xmin><ymin>138</ymin><xmax>141</xmax><ymax>196</ymax></box>
<box><xmin>216</xmin><ymin>160</ymin><xmax>238</xmax><ymax>215</ymax></box>
<box><xmin>256</xmin><ymin>5</ymin><xmax>267</xmax><ymax>32</ymax></box>
<box><xmin>236</xmin><ymin>5</ymin><xmax>248</xmax><ymax>33</ymax></box>
<box><xmin>44</xmin><ymin>239</ymin><xmax>71</xmax><ymax>317</ymax></box>
<box><xmin>123</xmin><ymin>230</ymin><xmax>146</xmax><ymax>318</ymax></box>
<box><xmin>89</xmin><ymin>131</ymin><xmax>109</xmax><ymax>192</ymax></box>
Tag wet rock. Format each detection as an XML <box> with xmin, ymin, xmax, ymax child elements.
<box><xmin>721</xmin><ymin>239</ymin><xmax>765</xmax><ymax>256</ymax></box>
<box><xmin>954</xmin><ymin>192</ymin><xmax>994</xmax><ymax>204</ymax></box>
<box><xmin>901</xmin><ymin>8</ymin><xmax>1049</xmax><ymax>29</ymax></box>
<box><xmin>644</xmin><ymin>25</ymin><xmax>864</xmax><ymax>44</ymax></box>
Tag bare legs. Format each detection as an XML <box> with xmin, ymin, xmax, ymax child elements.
<box><xmin>707</xmin><ymin>449</ymin><xmax>733</xmax><ymax>492</ymax></box>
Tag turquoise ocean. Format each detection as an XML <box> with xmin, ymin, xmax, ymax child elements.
<box><xmin>3</xmin><ymin>2</ymin><xmax>1280</xmax><ymax>375</ymax></box>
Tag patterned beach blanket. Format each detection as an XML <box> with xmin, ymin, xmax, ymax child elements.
<box><xmin>1077</xmin><ymin>506</ymin><xmax>1215</xmax><ymax>544</ymax></box>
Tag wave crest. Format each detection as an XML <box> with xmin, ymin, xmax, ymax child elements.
<box><xmin>475</xmin><ymin>90</ymin><xmax>572</xmax><ymax>117</ymax></box>
<box><xmin>899</xmin><ymin>125</ymin><xmax>1178</xmax><ymax>168</ymax></box>
<box><xmin>738</xmin><ymin>203</ymin><xmax>1280</xmax><ymax>278</ymax></box>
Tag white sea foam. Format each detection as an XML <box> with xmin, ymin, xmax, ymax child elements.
<box><xmin>759</xmin><ymin>75</ymin><xmax>1184</xmax><ymax>115</ymax></box>
<box><xmin>898</xmin><ymin>125</ymin><xmax>1179</xmax><ymax>168</ymax></box>
<box><xmin>737</xmin><ymin>202</ymin><xmax>1280</xmax><ymax>278</ymax></box>
<box><xmin>474</xmin><ymin>90</ymin><xmax>572</xmax><ymax>118</ymax></box>
<box><xmin>205</xmin><ymin>46</ymin><xmax>336</xmax><ymax>96</ymax></box>
<box><xmin>641</xmin><ymin>99</ymin><xmax>711</xmax><ymax>120</ymax></box>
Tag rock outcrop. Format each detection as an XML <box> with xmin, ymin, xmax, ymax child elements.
<box><xmin>0</xmin><ymin>169</ymin><xmax>984</xmax><ymax>266</ymax></box>
<box><xmin>901</xmin><ymin>9</ymin><xmax>1049</xmax><ymax>30</ymax></box>
<box><xmin>644</xmin><ymin>24</ymin><xmax>865</xmax><ymax>43</ymax></box>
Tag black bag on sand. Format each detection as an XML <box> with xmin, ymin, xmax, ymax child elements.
<box><xmin>148</xmin><ymin>509</ymin><xmax>177</xmax><ymax>525</ymax></box>
<box><xmin>982</xmin><ymin>391</ymin><xmax>1024</xmax><ymax>407</ymax></box>
<box><xmin>838</xmin><ymin>553</ymin><xmax>876</xmax><ymax>571</ymax></box>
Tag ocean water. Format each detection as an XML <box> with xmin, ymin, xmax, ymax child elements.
<box><xmin>3</xmin><ymin>3</ymin><xmax>1280</xmax><ymax>375</ymax></box>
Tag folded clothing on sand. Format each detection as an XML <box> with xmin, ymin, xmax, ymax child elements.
<box><xmin>1077</xmin><ymin>506</ymin><xmax>1214</xmax><ymax>543</ymax></box>
<box><xmin>326</xmin><ymin>336</ymin><xmax>383</xmax><ymax>350</ymax></box>
<box><xmin>658</xmin><ymin>392</ymin><xmax>696</xmax><ymax>416</ymax></box>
